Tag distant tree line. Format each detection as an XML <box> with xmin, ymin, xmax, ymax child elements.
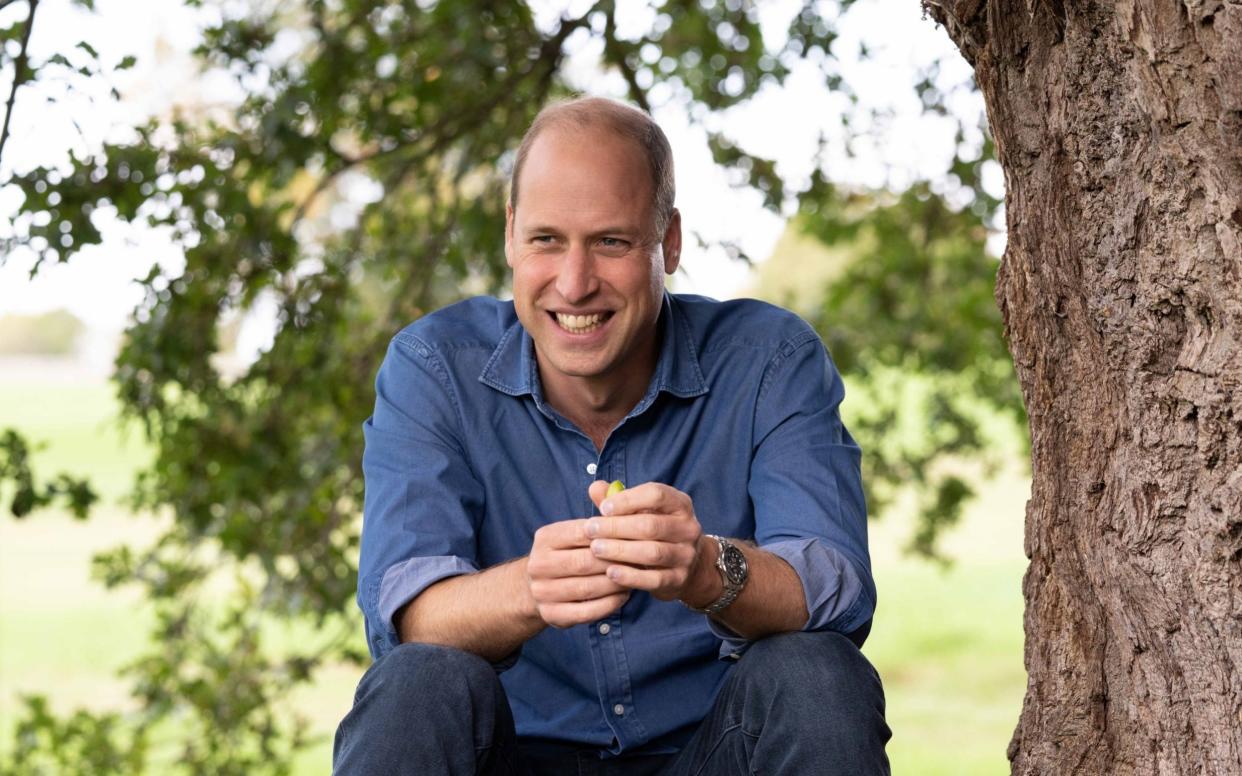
<box><xmin>0</xmin><ymin>309</ymin><xmax>85</xmax><ymax>355</ymax></box>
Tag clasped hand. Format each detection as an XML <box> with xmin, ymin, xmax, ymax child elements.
<box><xmin>525</xmin><ymin>481</ymin><xmax>707</xmax><ymax>629</ymax></box>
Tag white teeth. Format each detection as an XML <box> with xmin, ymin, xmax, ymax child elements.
<box><xmin>555</xmin><ymin>313</ymin><xmax>605</xmax><ymax>333</ymax></box>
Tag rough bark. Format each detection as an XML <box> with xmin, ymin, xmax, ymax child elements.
<box><xmin>923</xmin><ymin>0</ymin><xmax>1242</xmax><ymax>773</ymax></box>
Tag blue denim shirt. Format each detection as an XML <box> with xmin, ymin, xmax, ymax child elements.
<box><xmin>358</xmin><ymin>292</ymin><xmax>876</xmax><ymax>755</ymax></box>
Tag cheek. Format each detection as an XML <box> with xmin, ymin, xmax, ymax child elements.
<box><xmin>637</xmin><ymin>256</ymin><xmax>664</xmax><ymax>300</ymax></box>
<box><xmin>511</xmin><ymin>258</ymin><xmax>549</xmax><ymax>296</ymax></box>
<box><xmin>611</xmin><ymin>256</ymin><xmax>661</xmax><ymax>294</ymax></box>
<box><xmin>509</xmin><ymin>277</ymin><xmax>539</xmax><ymax>318</ymax></box>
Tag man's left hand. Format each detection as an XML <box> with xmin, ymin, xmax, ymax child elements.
<box><xmin>585</xmin><ymin>481</ymin><xmax>718</xmax><ymax>604</ymax></box>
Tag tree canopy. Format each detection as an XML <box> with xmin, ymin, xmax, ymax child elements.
<box><xmin>0</xmin><ymin>0</ymin><xmax>1020</xmax><ymax>770</ymax></box>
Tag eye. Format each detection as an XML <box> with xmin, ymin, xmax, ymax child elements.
<box><xmin>598</xmin><ymin>237</ymin><xmax>628</xmax><ymax>250</ymax></box>
<box><xmin>532</xmin><ymin>235</ymin><xmax>556</xmax><ymax>244</ymax></box>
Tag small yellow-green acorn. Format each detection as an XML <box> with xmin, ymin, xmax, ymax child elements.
<box><xmin>606</xmin><ymin>480</ymin><xmax>625</xmax><ymax>498</ymax></box>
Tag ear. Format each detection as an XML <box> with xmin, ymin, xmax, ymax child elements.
<box><xmin>661</xmin><ymin>208</ymin><xmax>682</xmax><ymax>275</ymax></box>
<box><xmin>504</xmin><ymin>203</ymin><xmax>515</xmax><ymax>268</ymax></box>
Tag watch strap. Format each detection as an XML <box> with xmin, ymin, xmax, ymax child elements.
<box><xmin>685</xmin><ymin>535</ymin><xmax>745</xmax><ymax>616</ymax></box>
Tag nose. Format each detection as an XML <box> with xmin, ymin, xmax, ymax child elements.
<box><xmin>555</xmin><ymin>242</ymin><xmax>599</xmax><ymax>303</ymax></box>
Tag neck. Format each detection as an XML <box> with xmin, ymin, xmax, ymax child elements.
<box><xmin>537</xmin><ymin>327</ymin><xmax>661</xmax><ymax>448</ymax></box>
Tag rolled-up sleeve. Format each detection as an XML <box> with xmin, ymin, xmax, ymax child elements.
<box><xmin>358</xmin><ymin>334</ymin><xmax>485</xmax><ymax>660</ymax></box>
<box><xmin>708</xmin><ymin>328</ymin><xmax>876</xmax><ymax>658</ymax></box>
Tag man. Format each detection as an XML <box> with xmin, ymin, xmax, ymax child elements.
<box><xmin>334</xmin><ymin>96</ymin><xmax>891</xmax><ymax>775</ymax></box>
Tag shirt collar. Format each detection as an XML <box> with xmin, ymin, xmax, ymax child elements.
<box><xmin>478</xmin><ymin>292</ymin><xmax>708</xmax><ymax>401</ymax></box>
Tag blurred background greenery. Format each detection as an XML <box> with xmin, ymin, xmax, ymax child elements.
<box><xmin>1</xmin><ymin>0</ymin><xmax>1028</xmax><ymax>773</ymax></box>
<box><xmin>0</xmin><ymin>373</ymin><xmax>1028</xmax><ymax>774</ymax></box>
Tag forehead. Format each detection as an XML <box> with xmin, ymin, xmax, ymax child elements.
<box><xmin>514</xmin><ymin>125</ymin><xmax>653</xmax><ymax>226</ymax></box>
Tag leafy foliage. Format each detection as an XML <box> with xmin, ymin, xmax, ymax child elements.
<box><xmin>0</xmin><ymin>428</ymin><xmax>97</xmax><ymax>518</ymax></box>
<box><xmin>0</xmin><ymin>0</ymin><xmax>1022</xmax><ymax>771</ymax></box>
<box><xmin>798</xmin><ymin>171</ymin><xmax>1022</xmax><ymax>558</ymax></box>
<box><xmin>0</xmin><ymin>695</ymin><xmax>147</xmax><ymax>776</ymax></box>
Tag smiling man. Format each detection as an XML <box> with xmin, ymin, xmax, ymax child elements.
<box><xmin>334</xmin><ymin>97</ymin><xmax>891</xmax><ymax>775</ymax></box>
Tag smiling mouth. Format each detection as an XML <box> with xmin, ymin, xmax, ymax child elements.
<box><xmin>552</xmin><ymin>311</ymin><xmax>612</xmax><ymax>334</ymax></box>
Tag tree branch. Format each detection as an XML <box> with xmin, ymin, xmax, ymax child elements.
<box><xmin>922</xmin><ymin>0</ymin><xmax>987</xmax><ymax>66</ymax></box>
<box><xmin>0</xmin><ymin>0</ymin><xmax>37</xmax><ymax>168</ymax></box>
<box><xmin>289</xmin><ymin>7</ymin><xmax>592</xmax><ymax>230</ymax></box>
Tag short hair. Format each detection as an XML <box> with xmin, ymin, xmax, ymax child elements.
<box><xmin>509</xmin><ymin>96</ymin><xmax>676</xmax><ymax>237</ymax></box>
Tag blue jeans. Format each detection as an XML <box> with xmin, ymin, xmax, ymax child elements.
<box><xmin>334</xmin><ymin>630</ymin><xmax>891</xmax><ymax>775</ymax></box>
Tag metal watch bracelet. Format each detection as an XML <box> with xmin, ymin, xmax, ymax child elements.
<box><xmin>684</xmin><ymin>535</ymin><xmax>747</xmax><ymax>616</ymax></box>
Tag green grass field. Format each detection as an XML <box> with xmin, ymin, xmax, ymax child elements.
<box><xmin>0</xmin><ymin>372</ymin><xmax>1028</xmax><ymax>774</ymax></box>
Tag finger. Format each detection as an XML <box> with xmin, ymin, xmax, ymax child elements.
<box><xmin>589</xmin><ymin>513</ymin><xmax>660</xmax><ymax>542</ymax></box>
<box><xmin>530</xmin><ymin>573</ymin><xmax>629</xmax><ymax>603</ymax></box>
<box><xmin>588</xmin><ymin>479</ymin><xmax>609</xmax><ymax>511</ymax></box>
<box><xmin>533</xmin><ymin>519</ymin><xmax>594</xmax><ymax>550</ymax></box>
<box><xmin>539</xmin><ymin>591</ymin><xmax>630</xmax><ymax>629</ymax></box>
<box><xmin>530</xmin><ymin>547</ymin><xmax>610</xmax><ymax>577</ymax></box>
<box><xmin>599</xmin><ymin>482</ymin><xmax>687</xmax><ymax>518</ymax></box>
<box><xmin>553</xmin><ymin>547</ymin><xmax>611</xmax><ymax>576</ymax></box>
<box><xmin>588</xmin><ymin>513</ymin><xmax>699</xmax><ymax>543</ymax></box>
<box><xmin>590</xmin><ymin>538</ymin><xmax>693</xmax><ymax>569</ymax></box>
<box><xmin>603</xmin><ymin>564</ymin><xmax>688</xmax><ymax>595</ymax></box>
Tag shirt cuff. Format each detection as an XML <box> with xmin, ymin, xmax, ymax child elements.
<box><xmin>705</xmin><ymin>537</ymin><xmax>872</xmax><ymax>660</ymax></box>
<box><xmin>379</xmin><ymin>554</ymin><xmax>479</xmax><ymax>632</ymax></box>
<box><xmin>376</xmin><ymin>555</ymin><xmax>527</xmax><ymax>672</ymax></box>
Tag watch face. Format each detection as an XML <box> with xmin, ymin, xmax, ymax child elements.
<box><xmin>721</xmin><ymin>544</ymin><xmax>748</xmax><ymax>585</ymax></box>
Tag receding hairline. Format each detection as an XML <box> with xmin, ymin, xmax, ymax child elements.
<box><xmin>509</xmin><ymin>96</ymin><xmax>676</xmax><ymax>234</ymax></box>
<box><xmin>519</xmin><ymin>118</ymin><xmax>649</xmax><ymax>171</ymax></box>
<box><xmin>516</xmin><ymin>97</ymin><xmax>652</xmax><ymax>150</ymax></box>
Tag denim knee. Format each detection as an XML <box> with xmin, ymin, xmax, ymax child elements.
<box><xmin>335</xmin><ymin>643</ymin><xmax>517</xmax><ymax>775</ymax></box>
<box><xmin>737</xmin><ymin>630</ymin><xmax>881</xmax><ymax>688</ymax></box>
<box><xmin>720</xmin><ymin>630</ymin><xmax>890</xmax><ymax>774</ymax></box>
<box><xmin>355</xmin><ymin>642</ymin><xmax>499</xmax><ymax>719</ymax></box>
<box><xmin>732</xmin><ymin>630</ymin><xmax>886</xmax><ymax>731</ymax></box>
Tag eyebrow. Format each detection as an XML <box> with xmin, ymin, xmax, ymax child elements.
<box><xmin>522</xmin><ymin>224</ymin><xmax>642</xmax><ymax>238</ymax></box>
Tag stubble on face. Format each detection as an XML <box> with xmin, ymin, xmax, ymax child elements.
<box><xmin>505</xmin><ymin>124</ymin><xmax>679</xmax><ymax>418</ymax></box>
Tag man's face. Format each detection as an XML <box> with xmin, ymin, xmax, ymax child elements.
<box><xmin>505</xmin><ymin>125</ymin><xmax>680</xmax><ymax>392</ymax></box>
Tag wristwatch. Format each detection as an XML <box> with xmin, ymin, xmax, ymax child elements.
<box><xmin>686</xmin><ymin>535</ymin><xmax>749</xmax><ymax>616</ymax></box>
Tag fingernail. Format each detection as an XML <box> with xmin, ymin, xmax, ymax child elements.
<box><xmin>601</xmin><ymin>500</ymin><xmax>614</xmax><ymax>516</ymax></box>
<box><xmin>586</xmin><ymin>519</ymin><xmax>599</xmax><ymax>537</ymax></box>
<box><xmin>607</xmin><ymin>567</ymin><xmax>621</xmax><ymax>581</ymax></box>
<box><xmin>591</xmin><ymin>540</ymin><xmax>609</xmax><ymax>555</ymax></box>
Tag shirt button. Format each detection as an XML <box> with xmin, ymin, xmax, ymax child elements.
<box><xmin>586</xmin><ymin>462</ymin><xmax>597</xmax><ymax>475</ymax></box>
<box><xmin>598</xmin><ymin>623</ymin><xmax>611</xmax><ymax>635</ymax></box>
<box><xmin>613</xmin><ymin>704</ymin><xmax>625</xmax><ymax>716</ymax></box>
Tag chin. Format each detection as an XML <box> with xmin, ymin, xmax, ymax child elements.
<box><xmin>546</xmin><ymin>354</ymin><xmax>610</xmax><ymax>379</ymax></box>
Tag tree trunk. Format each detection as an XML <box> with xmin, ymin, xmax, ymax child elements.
<box><xmin>923</xmin><ymin>0</ymin><xmax>1242</xmax><ymax>773</ymax></box>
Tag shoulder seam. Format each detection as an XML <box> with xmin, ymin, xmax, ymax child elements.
<box><xmin>386</xmin><ymin>332</ymin><xmax>481</xmax><ymax>483</ymax></box>
<box><xmin>757</xmin><ymin>328</ymin><xmax>822</xmax><ymax>402</ymax></box>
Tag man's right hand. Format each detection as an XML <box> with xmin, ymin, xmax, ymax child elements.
<box><xmin>526</xmin><ymin>519</ymin><xmax>631</xmax><ymax>628</ymax></box>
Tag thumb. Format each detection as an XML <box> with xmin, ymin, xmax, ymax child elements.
<box><xmin>588</xmin><ymin>480</ymin><xmax>609</xmax><ymax>512</ymax></box>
